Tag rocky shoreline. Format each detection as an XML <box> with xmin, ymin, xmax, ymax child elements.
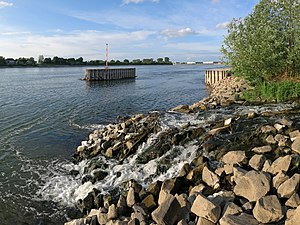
<box><xmin>65</xmin><ymin>77</ymin><xmax>300</xmax><ymax>225</ymax></box>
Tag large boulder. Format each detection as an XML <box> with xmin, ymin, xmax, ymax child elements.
<box><xmin>222</xmin><ymin>151</ymin><xmax>246</xmax><ymax>165</ymax></box>
<box><xmin>197</xmin><ymin>217</ymin><xmax>215</xmax><ymax>225</ymax></box>
<box><xmin>267</xmin><ymin>155</ymin><xmax>292</xmax><ymax>175</ymax></box>
<box><xmin>222</xmin><ymin>202</ymin><xmax>243</xmax><ymax>217</ymax></box>
<box><xmin>249</xmin><ymin>154</ymin><xmax>266</xmax><ymax>171</ymax></box>
<box><xmin>158</xmin><ymin>178</ymin><xmax>181</xmax><ymax>205</ymax></box>
<box><xmin>285</xmin><ymin>205</ymin><xmax>300</xmax><ymax>225</ymax></box>
<box><xmin>252</xmin><ymin>145</ymin><xmax>272</xmax><ymax>154</ymax></box>
<box><xmin>64</xmin><ymin>219</ymin><xmax>85</xmax><ymax>225</ymax></box>
<box><xmin>202</xmin><ymin>166</ymin><xmax>219</xmax><ymax>188</ymax></box>
<box><xmin>277</xmin><ymin>173</ymin><xmax>300</xmax><ymax>198</ymax></box>
<box><xmin>172</xmin><ymin>105</ymin><xmax>190</xmax><ymax>113</ymax></box>
<box><xmin>253</xmin><ymin>195</ymin><xmax>283</xmax><ymax>223</ymax></box>
<box><xmin>191</xmin><ymin>194</ymin><xmax>221</xmax><ymax>223</ymax></box>
<box><xmin>151</xmin><ymin>194</ymin><xmax>181</xmax><ymax>225</ymax></box>
<box><xmin>127</xmin><ymin>187</ymin><xmax>138</xmax><ymax>207</ymax></box>
<box><xmin>233</xmin><ymin>170</ymin><xmax>270</xmax><ymax>201</ymax></box>
<box><xmin>285</xmin><ymin>193</ymin><xmax>300</xmax><ymax>208</ymax></box>
<box><xmin>289</xmin><ymin>130</ymin><xmax>300</xmax><ymax>141</ymax></box>
<box><xmin>219</xmin><ymin>213</ymin><xmax>259</xmax><ymax>225</ymax></box>
<box><xmin>273</xmin><ymin>171</ymin><xmax>289</xmax><ymax>189</ymax></box>
<box><xmin>291</xmin><ymin>137</ymin><xmax>300</xmax><ymax>154</ymax></box>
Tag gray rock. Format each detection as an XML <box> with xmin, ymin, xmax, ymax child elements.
<box><xmin>186</xmin><ymin>165</ymin><xmax>204</xmax><ymax>184</ymax></box>
<box><xmin>249</xmin><ymin>154</ymin><xmax>266</xmax><ymax>171</ymax></box>
<box><xmin>291</xmin><ymin>137</ymin><xmax>300</xmax><ymax>154</ymax></box>
<box><xmin>219</xmin><ymin>213</ymin><xmax>259</xmax><ymax>225</ymax></box>
<box><xmin>64</xmin><ymin>219</ymin><xmax>85</xmax><ymax>225</ymax></box>
<box><xmin>285</xmin><ymin>205</ymin><xmax>300</xmax><ymax>225</ymax></box>
<box><xmin>253</xmin><ymin>195</ymin><xmax>283</xmax><ymax>223</ymax></box>
<box><xmin>189</xmin><ymin>184</ymin><xmax>206</xmax><ymax>196</ymax></box>
<box><xmin>117</xmin><ymin>195</ymin><xmax>129</xmax><ymax>217</ymax></box>
<box><xmin>266</xmin><ymin>135</ymin><xmax>277</xmax><ymax>144</ymax></box>
<box><xmin>242</xmin><ymin>202</ymin><xmax>253</xmax><ymax>212</ymax></box>
<box><xmin>222</xmin><ymin>151</ymin><xmax>246</xmax><ymax>165</ymax></box>
<box><xmin>262</xmin><ymin>159</ymin><xmax>272</xmax><ymax>172</ymax></box>
<box><xmin>97</xmin><ymin>209</ymin><xmax>108</xmax><ymax>225</ymax></box>
<box><xmin>202</xmin><ymin>166</ymin><xmax>219</xmax><ymax>188</ymax></box>
<box><xmin>142</xmin><ymin>194</ymin><xmax>156</xmax><ymax>210</ymax></box>
<box><xmin>289</xmin><ymin>130</ymin><xmax>300</xmax><ymax>141</ymax></box>
<box><xmin>147</xmin><ymin>181</ymin><xmax>162</xmax><ymax>196</ymax></box>
<box><xmin>108</xmin><ymin>204</ymin><xmax>118</xmax><ymax>220</ymax></box>
<box><xmin>128</xmin><ymin>218</ymin><xmax>139</xmax><ymax>225</ymax></box>
<box><xmin>158</xmin><ymin>178</ymin><xmax>181</xmax><ymax>205</ymax></box>
<box><xmin>261</xmin><ymin>125</ymin><xmax>276</xmax><ymax>134</ymax></box>
<box><xmin>177</xmin><ymin>220</ymin><xmax>188</xmax><ymax>225</ymax></box>
<box><xmin>151</xmin><ymin>194</ymin><xmax>181</xmax><ymax>225</ymax></box>
<box><xmin>222</xmin><ymin>202</ymin><xmax>242</xmax><ymax>217</ymax></box>
<box><xmin>286</xmin><ymin>193</ymin><xmax>300</xmax><ymax>208</ymax></box>
<box><xmin>224</xmin><ymin>118</ymin><xmax>232</xmax><ymax>126</ymax></box>
<box><xmin>172</xmin><ymin>105</ymin><xmax>190</xmax><ymax>113</ymax></box>
<box><xmin>275</xmin><ymin>134</ymin><xmax>289</xmax><ymax>147</ymax></box>
<box><xmin>191</xmin><ymin>194</ymin><xmax>221</xmax><ymax>223</ymax></box>
<box><xmin>278</xmin><ymin>173</ymin><xmax>300</xmax><ymax>198</ymax></box>
<box><xmin>127</xmin><ymin>187</ymin><xmax>138</xmax><ymax>207</ymax></box>
<box><xmin>233</xmin><ymin>170</ymin><xmax>270</xmax><ymax>202</ymax></box>
<box><xmin>252</xmin><ymin>145</ymin><xmax>272</xmax><ymax>154</ymax></box>
<box><xmin>196</xmin><ymin>217</ymin><xmax>214</xmax><ymax>225</ymax></box>
<box><xmin>231</xmin><ymin>167</ymin><xmax>247</xmax><ymax>183</ymax></box>
<box><xmin>178</xmin><ymin>163</ymin><xmax>192</xmax><ymax>177</ymax></box>
<box><xmin>281</xmin><ymin>118</ymin><xmax>293</xmax><ymax>127</ymax></box>
<box><xmin>273</xmin><ymin>171</ymin><xmax>289</xmax><ymax>189</ymax></box>
<box><xmin>274</xmin><ymin>123</ymin><xmax>285</xmax><ymax>132</ymax></box>
<box><xmin>267</xmin><ymin>155</ymin><xmax>292</xmax><ymax>175</ymax></box>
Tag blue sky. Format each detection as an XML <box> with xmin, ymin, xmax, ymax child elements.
<box><xmin>0</xmin><ymin>0</ymin><xmax>259</xmax><ymax>61</ymax></box>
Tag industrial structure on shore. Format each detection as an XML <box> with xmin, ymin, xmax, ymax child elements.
<box><xmin>83</xmin><ymin>44</ymin><xmax>136</xmax><ymax>81</ymax></box>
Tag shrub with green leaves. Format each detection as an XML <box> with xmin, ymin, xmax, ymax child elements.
<box><xmin>221</xmin><ymin>0</ymin><xmax>300</xmax><ymax>82</ymax></box>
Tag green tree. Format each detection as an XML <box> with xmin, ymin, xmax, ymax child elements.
<box><xmin>0</xmin><ymin>56</ymin><xmax>6</xmax><ymax>66</ymax></box>
<box><xmin>221</xmin><ymin>0</ymin><xmax>300</xmax><ymax>82</ymax></box>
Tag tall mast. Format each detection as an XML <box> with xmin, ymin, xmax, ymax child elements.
<box><xmin>105</xmin><ymin>43</ymin><xmax>109</xmax><ymax>68</ymax></box>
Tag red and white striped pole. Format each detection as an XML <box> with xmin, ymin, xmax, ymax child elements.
<box><xmin>105</xmin><ymin>43</ymin><xmax>109</xmax><ymax>68</ymax></box>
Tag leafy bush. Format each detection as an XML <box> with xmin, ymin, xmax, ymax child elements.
<box><xmin>242</xmin><ymin>81</ymin><xmax>300</xmax><ymax>102</ymax></box>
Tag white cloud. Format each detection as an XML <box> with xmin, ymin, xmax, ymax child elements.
<box><xmin>160</xmin><ymin>28</ymin><xmax>197</xmax><ymax>38</ymax></box>
<box><xmin>216</xmin><ymin>21</ymin><xmax>230</xmax><ymax>29</ymax></box>
<box><xmin>122</xmin><ymin>0</ymin><xmax>159</xmax><ymax>5</ymax></box>
<box><xmin>0</xmin><ymin>1</ymin><xmax>13</xmax><ymax>8</ymax></box>
<box><xmin>0</xmin><ymin>30</ymin><xmax>155</xmax><ymax>60</ymax></box>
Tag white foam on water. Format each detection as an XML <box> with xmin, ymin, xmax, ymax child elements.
<box><xmin>35</xmin><ymin>103</ymin><xmax>296</xmax><ymax>208</ymax></box>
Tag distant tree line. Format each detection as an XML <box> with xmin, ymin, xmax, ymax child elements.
<box><xmin>0</xmin><ymin>56</ymin><xmax>172</xmax><ymax>67</ymax></box>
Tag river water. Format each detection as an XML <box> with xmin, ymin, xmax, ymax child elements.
<box><xmin>0</xmin><ymin>65</ymin><xmax>221</xmax><ymax>225</ymax></box>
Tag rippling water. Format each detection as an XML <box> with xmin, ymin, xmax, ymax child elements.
<box><xmin>0</xmin><ymin>65</ymin><xmax>217</xmax><ymax>224</ymax></box>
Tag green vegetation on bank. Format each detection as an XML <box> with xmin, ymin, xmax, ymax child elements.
<box><xmin>0</xmin><ymin>56</ymin><xmax>172</xmax><ymax>67</ymax></box>
<box><xmin>221</xmin><ymin>0</ymin><xmax>300</xmax><ymax>102</ymax></box>
<box><xmin>243</xmin><ymin>81</ymin><xmax>300</xmax><ymax>103</ymax></box>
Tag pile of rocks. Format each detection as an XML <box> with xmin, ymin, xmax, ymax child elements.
<box><xmin>172</xmin><ymin>76</ymin><xmax>252</xmax><ymax>113</ymax></box>
<box><xmin>66</xmin><ymin>110</ymin><xmax>300</xmax><ymax>225</ymax></box>
<box><xmin>75</xmin><ymin>113</ymin><xmax>161</xmax><ymax>161</ymax></box>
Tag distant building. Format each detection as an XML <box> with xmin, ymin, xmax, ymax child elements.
<box><xmin>142</xmin><ymin>58</ymin><xmax>154</xmax><ymax>64</ymax></box>
<box><xmin>38</xmin><ymin>55</ymin><xmax>44</xmax><ymax>64</ymax></box>
<box><xmin>132</xmin><ymin>59</ymin><xmax>141</xmax><ymax>64</ymax></box>
<box><xmin>5</xmin><ymin>58</ymin><xmax>16</xmax><ymax>66</ymax></box>
<box><xmin>186</xmin><ymin>62</ymin><xmax>196</xmax><ymax>65</ymax></box>
<box><xmin>203</xmin><ymin>61</ymin><xmax>214</xmax><ymax>65</ymax></box>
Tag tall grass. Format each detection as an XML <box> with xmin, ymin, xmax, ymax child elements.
<box><xmin>242</xmin><ymin>81</ymin><xmax>300</xmax><ymax>102</ymax></box>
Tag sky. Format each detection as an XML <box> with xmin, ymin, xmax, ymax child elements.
<box><xmin>0</xmin><ymin>0</ymin><xmax>259</xmax><ymax>62</ymax></box>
